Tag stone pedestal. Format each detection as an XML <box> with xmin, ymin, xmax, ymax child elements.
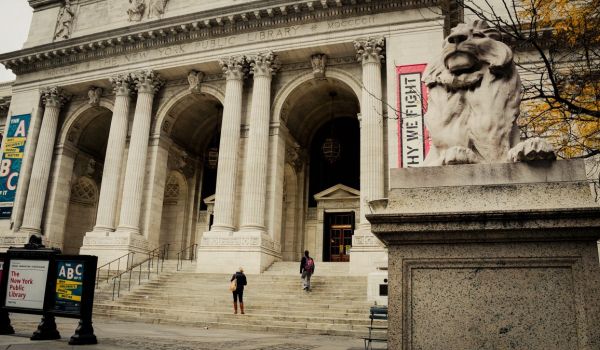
<box><xmin>196</xmin><ymin>230</ymin><xmax>280</xmax><ymax>274</ymax></box>
<box><xmin>78</xmin><ymin>230</ymin><xmax>150</xmax><ymax>267</ymax></box>
<box><xmin>367</xmin><ymin>160</ymin><xmax>600</xmax><ymax>350</ymax></box>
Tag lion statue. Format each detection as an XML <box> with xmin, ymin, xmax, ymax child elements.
<box><xmin>422</xmin><ymin>20</ymin><xmax>555</xmax><ymax>166</ymax></box>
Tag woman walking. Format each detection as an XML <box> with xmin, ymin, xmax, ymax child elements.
<box><xmin>230</xmin><ymin>267</ymin><xmax>247</xmax><ymax>314</ymax></box>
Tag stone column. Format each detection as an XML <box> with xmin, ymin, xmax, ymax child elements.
<box><xmin>92</xmin><ymin>74</ymin><xmax>132</xmax><ymax>232</ymax></box>
<box><xmin>210</xmin><ymin>56</ymin><xmax>246</xmax><ymax>232</ymax></box>
<box><xmin>240</xmin><ymin>52</ymin><xmax>279</xmax><ymax>232</ymax></box>
<box><xmin>20</xmin><ymin>87</ymin><xmax>70</xmax><ymax>235</ymax></box>
<box><xmin>355</xmin><ymin>38</ymin><xmax>385</xmax><ymax>228</ymax></box>
<box><xmin>116</xmin><ymin>70</ymin><xmax>163</xmax><ymax>235</ymax></box>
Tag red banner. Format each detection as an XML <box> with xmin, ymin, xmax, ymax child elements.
<box><xmin>396</xmin><ymin>64</ymin><xmax>430</xmax><ymax>167</ymax></box>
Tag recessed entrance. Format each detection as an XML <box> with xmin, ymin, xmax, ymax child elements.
<box><xmin>323</xmin><ymin>212</ymin><xmax>354</xmax><ymax>262</ymax></box>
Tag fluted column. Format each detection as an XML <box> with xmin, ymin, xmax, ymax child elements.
<box><xmin>355</xmin><ymin>38</ymin><xmax>385</xmax><ymax>227</ymax></box>
<box><xmin>21</xmin><ymin>87</ymin><xmax>70</xmax><ymax>234</ymax></box>
<box><xmin>93</xmin><ymin>74</ymin><xmax>132</xmax><ymax>232</ymax></box>
<box><xmin>211</xmin><ymin>56</ymin><xmax>247</xmax><ymax>232</ymax></box>
<box><xmin>240</xmin><ymin>52</ymin><xmax>279</xmax><ymax>231</ymax></box>
<box><xmin>116</xmin><ymin>70</ymin><xmax>163</xmax><ymax>234</ymax></box>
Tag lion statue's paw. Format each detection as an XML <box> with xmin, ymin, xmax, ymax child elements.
<box><xmin>508</xmin><ymin>137</ymin><xmax>556</xmax><ymax>162</ymax></box>
<box><xmin>442</xmin><ymin>146</ymin><xmax>479</xmax><ymax>165</ymax></box>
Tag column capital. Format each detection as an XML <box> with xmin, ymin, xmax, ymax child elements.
<box><xmin>249</xmin><ymin>52</ymin><xmax>280</xmax><ymax>78</ymax></box>
<box><xmin>219</xmin><ymin>56</ymin><xmax>248</xmax><ymax>81</ymax></box>
<box><xmin>131</xmin><ymin>70</ymin><xmax>164</xmax><ymax>94</ymax></box>
<box><xmin>354</xmin><ymin>37</ymin><xmax>386</xmax><ymax>65</ymax></box>
<box><xmin>109</xmin><ymin>73</ymin><xmax>133</xmax><ymax>97</ymax></box>
<box><xmin>41</xmin><ymin>86</ymin><xmax>71</xmax><ymax>108</ymax></box>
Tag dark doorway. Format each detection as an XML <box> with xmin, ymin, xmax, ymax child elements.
<box><xmin>308</xmin><ymin>117</ymin><xmax>360</xmax><ymax>207</ymax></box>
<box><xmin>323</xmin><ymin>212</ymin><xmax>355</xmax><ymax>262</ymax></box>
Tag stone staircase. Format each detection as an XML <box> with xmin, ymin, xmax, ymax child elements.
<box><xmin>93</xmin><ymin>260</ymin><xmax>384</xmax><ymax>336</ymax></box>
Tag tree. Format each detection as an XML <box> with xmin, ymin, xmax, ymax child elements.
<box><xmin>455</xmin><ymin>0</ymin><xmax>600</xmax><ymax>160</ymax></box>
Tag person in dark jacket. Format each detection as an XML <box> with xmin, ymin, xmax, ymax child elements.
<box><xmin>231</xmin><ymin>267</ymin><xmax>247</xmax><ymax>314</ymax></box>
<box><xmin>300</xmin><ymin>250</ymin><xmax>315</xmax><ymax>291</ymax></box>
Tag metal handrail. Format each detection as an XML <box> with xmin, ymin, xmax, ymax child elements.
<box><xmin>95</xmin><ymin>252</ymin><xmax>135</xmax><ymax>288</ymax></box>
<box><xmin>176</xmin><ymin>243</ymin><xmax>198</xmax><ymax>271</ymax></box>
<box><xmin>111</xmin><ymin>249</ymin><xmax>167</xmax><ymax>301</ymax></box>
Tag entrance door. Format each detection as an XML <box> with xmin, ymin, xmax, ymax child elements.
<box><xmin>323</xmin><ymin>212</ymin><xmax>354</xmax><ymax>262</ymax></box>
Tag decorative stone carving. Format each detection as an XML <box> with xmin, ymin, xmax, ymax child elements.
<box><xmin>109</xmin><ymin>73</ymin><xmax>133</xmax><ymax>96</ymax></box>
<box><xmin>422</xmin><ymin>21</ymin><xmax>555</xmax><ymax>166</ymax></box>
<box><xmin>127</xmin><ymin>0</ymin><xmax>146</xmax><ymax>22</ymax></box>
<box><xmin>85</xmin><ymin>159</ymin><xmax>96</xmax><ymax>176</ymax></box>
<box><xmin>0</xmin><ymin>97</ymin><xmax>10</xmax><ymax>115</ymax></box>
<box><xmin>248</xmin><ymin>52</ymin><xmax>280</xmax><ymax>77</ymax></box>
<box><xmin>218</xmin><ymin>56</ymin><xmax>248</xmax><ymax>80</ymax></box>
<box><xmin>286</xmin><ymin>142</ymin><xmax>303</xmax><ymax>172</ymax></box>
<box><xmin>187</xmin><ymin>70</ymin><xmax>205</xmax><ymax>93</ymax></box>
<box><xmin>41</xmin><ymin>86</ymin><xmax>70</xmax><ymax>108</ymax></box>
<box><xmin>131</xmin><ymin>70</ymin><xmax>163</xmax><ymax>94</ymax></box>
<box><xmin>70</xmin><ymin>176</ymin><xmax>98</xmax><ymax>206</ymax></box>
<box><xmin>354</xmin><ymin>37</ymin><xmax>385</xmax><ymax>64</ymax></box>
<box><xmin>54</xmin><ymin>0</ymin><xmax>75</xmax><ymax>40</ymax></box>
<box><xmin>310</xmin><ymin>54</ymin><xmax>327</xmax><ymax>79</ymax></box>
<box><xmin>87</xmin><ymin>86</ymin><xmax>102</xmax><ymax>106</ymax></box>
<box><xmin>148</xmin><ymin>0</ymin><xmax>169</xmax><ymax>19</ymax></box>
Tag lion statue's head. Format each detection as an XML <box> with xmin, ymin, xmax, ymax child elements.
<box><xmin>421</xmin><ymin>21</ymin><xmax>553</xmax><ymax>166</ymax></box>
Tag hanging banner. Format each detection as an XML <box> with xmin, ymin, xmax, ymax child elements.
<box><xmin>0</xmin><ymin>114</ymin><xmax>31</xmax><ymax>218</ymax></box>
<box><xmin>397</xmin><ymin>65</ymin><xmax>429</xmax><ymax>168</ymax></box>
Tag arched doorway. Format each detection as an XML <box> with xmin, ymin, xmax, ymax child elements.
<box><xmin>61</xmin><ymin>105</ymin><xmax>112</xmax><ymax>254</ymax></box>
<box><xmin>280</xmin><ymin>77</ymin><xmax>360</xmax><ymax>262</ymax></box>
<box><xmin>158</xmin><ymin>91</ymin><xmax>223</xmax><ymax>258</ymax></box>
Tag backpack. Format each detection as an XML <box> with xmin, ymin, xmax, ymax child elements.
<box><xmin>305</xmin><ymin>258</ymin><xmax>314</xmax><ymax>273</ymax></box>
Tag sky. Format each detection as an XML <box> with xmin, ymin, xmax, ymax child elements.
<box><xmin>0</xmin><ymin>1</ymin><xmax>33</xmax><ymax>82</ymax></box>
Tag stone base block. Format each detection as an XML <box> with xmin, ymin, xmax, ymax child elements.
<box><xmin>196</xmin><ymin>230</ymin><xmax>281</xmax><ymax>274</ymax></box>
<box><xmin>349</xmin><ymin>228</ymin><xmax>387</xmax><ymax>275</ymax></box>
<box><xmin>367</xmin><ymin>269</ymin><xmax>388</xmax><ymax>306</ymax></box>
<box><xmin>368</xmin><ymin>160</ymin><xmax>600</xmax><ymax>349</ymax></box>
<box><xmin>79</xmin><ymin>230</ymin><xmax>150</xmax><ymax>267</ymax></box>
<box><xmin>0</xmin><ymin>232</ymin><xmax>31</xmax><ymax>251</ymax></box>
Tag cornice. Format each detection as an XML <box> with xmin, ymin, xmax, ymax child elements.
<box><xmin>28</xmin><ymin>0</ymin><xmax>63</xmax><ymax>10</ymax></box>
<box><xmin>1</xmin><ymin>0</ymin><xmax>439</xmax><ymax>75</ymax></box>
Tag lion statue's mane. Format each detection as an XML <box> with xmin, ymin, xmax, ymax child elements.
<box><xmin>422</xmin><ymin>20</ymin><xmax>554</xmax><ymax>165</ymax></box>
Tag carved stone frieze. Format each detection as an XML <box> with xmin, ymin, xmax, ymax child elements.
<box><xmin>218</xmin><ymin>56</ymin><xmax>248</xmax><ymax>81</ymax></box>
<box><xmin>187</xmin><ymin>70</ymin><xmax>205</xmax><ymax>93</ymax></box>
<box><xmin>54</xmin><ymin>0</ymin><xmax>76</xmax><ymax>40</ymax></box>
<box><xmin>249</xmin><ymin>52</ymin><xmax>280</xmax><ymax>77</ymax></box>
<box><xmin>41</xmin><ymin>86</ymin><xmax>71</xmax><ymax>108</ymax></box>
<box><xmin>310</xmin><ymin>53</ymin><xmax>327</xmax><ymax>79</ymax></box>
<box><xmin>354</xmin><ymin>37</ymin><xmax>385</xmax><ymax>64</ymax></box>
<box><xmin>128</xmin><ymin>0</ymin><xmax>146</xmax><ymax>22</ymax></box>
<box><xmin>131</xmin><ymin>69</ymin><xmax>164</xmax><ymax>94</ymax></box>
<box><xmin>87</xmin><ymin>86</ymin><xmax>103</xmax><ymax>106</ymax></box>
<box><xmin>3</xmin><ymin>1</ymin><xmax>431</xmax><ymax>75</ymax></box>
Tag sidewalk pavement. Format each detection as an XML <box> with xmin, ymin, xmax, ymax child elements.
<box><xmin>0</xmin><ymin>314</ymin><xmax>385</xmax><ymax>350</ymax></box>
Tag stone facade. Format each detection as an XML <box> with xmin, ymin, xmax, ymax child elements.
<box><xmin>0</xmin><ymin>0</ymin><xmax>449</xmax><ymax>273</ymax></box>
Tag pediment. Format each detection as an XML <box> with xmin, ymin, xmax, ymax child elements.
<box><xmin>313</xmin><ymin>184</ymin><xmax>359</xmax><ymax>201</ymax></box>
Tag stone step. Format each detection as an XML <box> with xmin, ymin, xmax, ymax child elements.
<box><xmin>94</xmin><ymin>261</ymin><xmax>385</xmax><ymax>336</ymax></box>
<box><xmin>94</xmin><ymin>310</ymin><xmax>376</xmax><ymax>337</ymax></box>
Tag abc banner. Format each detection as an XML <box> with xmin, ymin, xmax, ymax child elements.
<box><xmin>54</xmin><ymin>260</ymin><xmax>84</xmax><ymax>315</ymax></box>
<box><xmin>396</xmin><ymin>65</ymin><xmax>429</xmax><ymax>168</ymax></box>
<box><xmin>0</xmin><ymin>114</ymin><xmax>31</xmax><ymax>218</ymax></box>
